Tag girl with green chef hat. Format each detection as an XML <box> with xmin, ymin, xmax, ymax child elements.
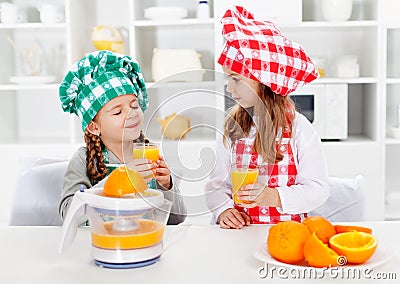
<box><xmin>58</xmin><ymin>50</ymin><xmax>186</xmax><ymax>224</ymax></box>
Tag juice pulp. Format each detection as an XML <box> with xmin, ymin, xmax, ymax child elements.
<box><xmin>91</xmin><ymin>219</ymin><xmax>165</xmax><ymax>250</ymax></box>
<box><xmin>231</xmin><ymin>168</ymin><xmax>258</xmax><ymax>204</ymax></box>
<box><xmin>133</xmin><ymin>146</ymin><xmax>159</xmax><ymax>162</ymax></box>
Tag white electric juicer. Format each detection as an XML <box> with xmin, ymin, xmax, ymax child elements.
<box><xmin>59</xmin><ymin>187</ymin><xmax>172</xmax><ymax>268</ymax></box>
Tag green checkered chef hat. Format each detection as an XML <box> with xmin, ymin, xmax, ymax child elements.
<box><xmin>59</xmin><ymin>50</ymin><xmax>148</xmax><ymax>131</ymax></box>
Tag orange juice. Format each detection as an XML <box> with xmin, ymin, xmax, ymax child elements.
<box><xmin>133</xmin><ymin>144</ymin><xmax>159</xmax><ymax>179</ymax></box>
<box><xmin>91</xmin><ymin>219</ymin><xmax>165</xmax><ymax>250</ymax></box>
<box><xmin>133</xmin><ymin>145</ymin><xmax>159</xmax><ymax>162</ymax></box>
<box><xmin>231</xmin><ymin>167</ymin><xmax>258</xmax><ymax>204</ymax></box>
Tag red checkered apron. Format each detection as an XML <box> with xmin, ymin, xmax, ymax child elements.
<box><xmin>232</xmin><ymin>125</ymin><xmax>307</xmax><ymax>224</ymax></box>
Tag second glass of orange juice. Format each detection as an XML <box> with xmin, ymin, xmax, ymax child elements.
<box><xmin>231</xmin><ymin>164</ymin><xmax>259</xmax><ymax>204</ymax></box>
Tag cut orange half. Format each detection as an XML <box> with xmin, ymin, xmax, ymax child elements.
<box><xmin>103</xmin><ymin>166</ymin><xmax>147</xmax><ymax>197</ymax></box>
<box><xmin>304</xmin><ymin>232</ymin><xmax>340</xmax><ymax>268</ymax></box>
<box><xmin>329</xmin><ymin>232</ymin><xmax>377</xmax><ymax>264</ymax></box>
<box><xmin>334</xmin><ymin>225</ymin><xmax>372</xmax><ymax>234</ymax></box>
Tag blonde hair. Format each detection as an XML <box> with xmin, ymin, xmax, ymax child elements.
<box><xmin>84</xmin><ymin>130</ymin><xmax>150</xmax><ymax>182</ymax></box>
<box><xmin>223</xmin><ymin>84</ymin><xmax>295</xmax><ymax>164</ymax></box>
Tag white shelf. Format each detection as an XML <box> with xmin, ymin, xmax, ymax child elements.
<box><xmin>0</xmin><ymin>142</ymin><xmax>82</xmax><ymax>147</ymax></box>
<box><xmin>387</xmin><ymin>78</ymin><xmax>400</xmax><ymax>84</ymax></box>
<box><xmin>387</xmin><ymin>24</ymin><xmax>400</xmax><ymax>30</ymax></box>
<box><xmin>282</xmin><ymin>21</ymin><xmax>378</xmax><ymax>29</ymax></box>
<box><xmin>385</xmin><ymin>138</ymin><xmax>400</xmax><ymax>145</ymax></box>
<box><xmin>134</xmin><ymin>18</ymin><xmax>214</xmax><ymax>28</ymax></box>
<box><xmin>313</xmin><ymin>77</ymin><xmax>378</xmax><ymax>84</ymax></box>
<box><xmin>0</xmin><ymin>23</ymin><xmax>67</xmax><ymax>30</ymax></box>
<box><xmin>7</xmin><ymin>137</ymin><xmax>71</xmax><ymax>145</ymax></box>
<box><xmin>385</xmin><ymin>204</ymin><xmax>400</xmax><ymax>220</ymax></box>
<box><xmin>133</xmin><ymin>19</ymin><xmax>378</xmax><ymax>30</ymax></box>
<box><xmin>0</xmin><ymin>84</ymin><xmax>59</xmax><ymax>91</ymax></box>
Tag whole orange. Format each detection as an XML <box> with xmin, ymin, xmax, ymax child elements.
<box><xmin>302</xmin><ymin>216</ymin><xmax>336</xmax><ymax>244</ymax></box>
<box><xmin>329</xmin><ymin>232</ymin><xmax>377</xmax><ymax>264</ymax></box>
<box><xmin>103</xmin><ymin>166</ymin><xmax>147</xmax><ymax>197</ymax></box>
<box><xmin>304</xmin><ymin>232</ymin><xmax>340</xmax><ymax>268</ymax></box>
<box><xmin>267</xmin><ymin>221</ymin><xmax>311</xmax><ymax>264</ymax></box>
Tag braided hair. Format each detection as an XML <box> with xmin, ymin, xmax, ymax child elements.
<box><xmin>84</xmin><ymin>129</ymin><xmax>107</xmax><ymax>182</ymax></box>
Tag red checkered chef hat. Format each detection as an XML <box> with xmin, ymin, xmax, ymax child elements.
<box><xmin>218</xmin><ymin>6</ymin><xmax>319</xmax><ymax>96</ymax></box>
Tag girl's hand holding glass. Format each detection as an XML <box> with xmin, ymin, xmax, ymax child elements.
<box><xmin>231</xmin><ymin>164</ymin><xmax>258</xmax><ymax>204</ymax></box>
<box><xmin>132</xmin><ymin>142</ymin><xmax>159</xmax><ymax>179</ymax></box>
<box><xmin>237</xmin><ymin>184</ymin><xmax>282</xmax><ymax>208</ymax></box>
<box><xmin>126</xmin><ymin>159</ymin><xmax>156</xmax><ymax>182</ymax></box>
<box><xmin>155</xmin><ymin>156</ymin><xmax>171</xmax><ymax>189</ymax></box>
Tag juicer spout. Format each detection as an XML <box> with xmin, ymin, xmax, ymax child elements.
<box><xmin>58</xmin><ymin>192</ymin><xmax>89</xmax><ymax>253</ymax></box>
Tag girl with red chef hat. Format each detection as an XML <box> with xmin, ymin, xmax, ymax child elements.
<box><xmin>205</xmin><ymin>6</ymin><xmax>329</xmax><ymax>229</ymax></box>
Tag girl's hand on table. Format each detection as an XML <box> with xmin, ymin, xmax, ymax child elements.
<box><xmin>237</xmin><ymin>183</ymin><xmax>282</xmax><ymax>208</ymax></box>
<box><xmin>218</xmin><ymin>208</ymin><xmax>250</xmax><ymax>229</ymax></box>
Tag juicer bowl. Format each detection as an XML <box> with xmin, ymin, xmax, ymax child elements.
<box><xmin>59</xmin><ymin>187</ymin><xmax>172</xmax><ymax>267</ymax></box>
<box><xmin>88</xmin><ymin>199</ymin><xmax>172</xmax><ymax>250</ymax></box>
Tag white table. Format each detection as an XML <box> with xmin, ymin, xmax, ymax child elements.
<box><xmin>1</xmin><ymin>222</ymin><xmax>399</xmax><ymax>284</ymax></box>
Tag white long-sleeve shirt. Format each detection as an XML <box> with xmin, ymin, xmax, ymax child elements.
<box><xmin>204</xmin><ymin>112</ymin><xmax>329</xmax><ymax>223</ymax></box>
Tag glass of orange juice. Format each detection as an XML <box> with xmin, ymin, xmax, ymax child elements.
<box><xmin>231</xmin><ymin>164</ymin><xmax>259</xmax><ymax>204</ymax></box>
<box><xmin>133</xmin><ymin>142</ymin><xmax>160</xmax><ymax>162</ymax></box>
<box><xmin>133</xmin><ymin>142</ymin><xmax>159</xmax><ymax>182</ymax></box>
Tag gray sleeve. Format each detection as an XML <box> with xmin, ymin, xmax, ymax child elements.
<box><xmin>59</xmin><ymin>147</ymin><xmax>93</xmax><ymax>221</ymax></box>
<box><xmin>156</xmin><ymin>178</ymin><xmax>187</xmax><ymax>225</ymax></box>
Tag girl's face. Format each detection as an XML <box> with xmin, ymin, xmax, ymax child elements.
<box><xmin>223</xmin><ymin>67</ymin><xmax>262</xmax><ymax>109</ymax></box>
<box><xmin>89</xmin><ymin>94</ymin><xmax>143</xmax><ymax>144</ymax></box>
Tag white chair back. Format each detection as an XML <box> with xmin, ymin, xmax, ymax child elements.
<box><xmin>9</xmin><ymin>158</ymin><xmax>68</xmax><ymax>226</ymax></box>
<box><xmin>310</xmin><ymin>175</ymin><xmax>365</xmax><ymax>222</ymax></box>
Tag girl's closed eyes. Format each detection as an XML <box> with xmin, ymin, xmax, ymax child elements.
<box><xmin>226</xmin><ymin>73</ymin><xmax>240</xmax><ymax>83</ymax></box>
<box><xmin>107</xmin><ymin>98</ymin><xmax>139</xmax><ymax>115</ymax></box>
<box><xmin>106</xmin><ymin>105</ymin><xmax>122</xmax><ymax>115</ymax></box>
<box><xmin>231</xmin><ymin>77</ymin><xmax>239</xmax><ymax>83</ymax></box>
<box><xmin>131</xmin><ymin>101</ymin><xmax>140</xmax><ymax>110</ymax></box>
